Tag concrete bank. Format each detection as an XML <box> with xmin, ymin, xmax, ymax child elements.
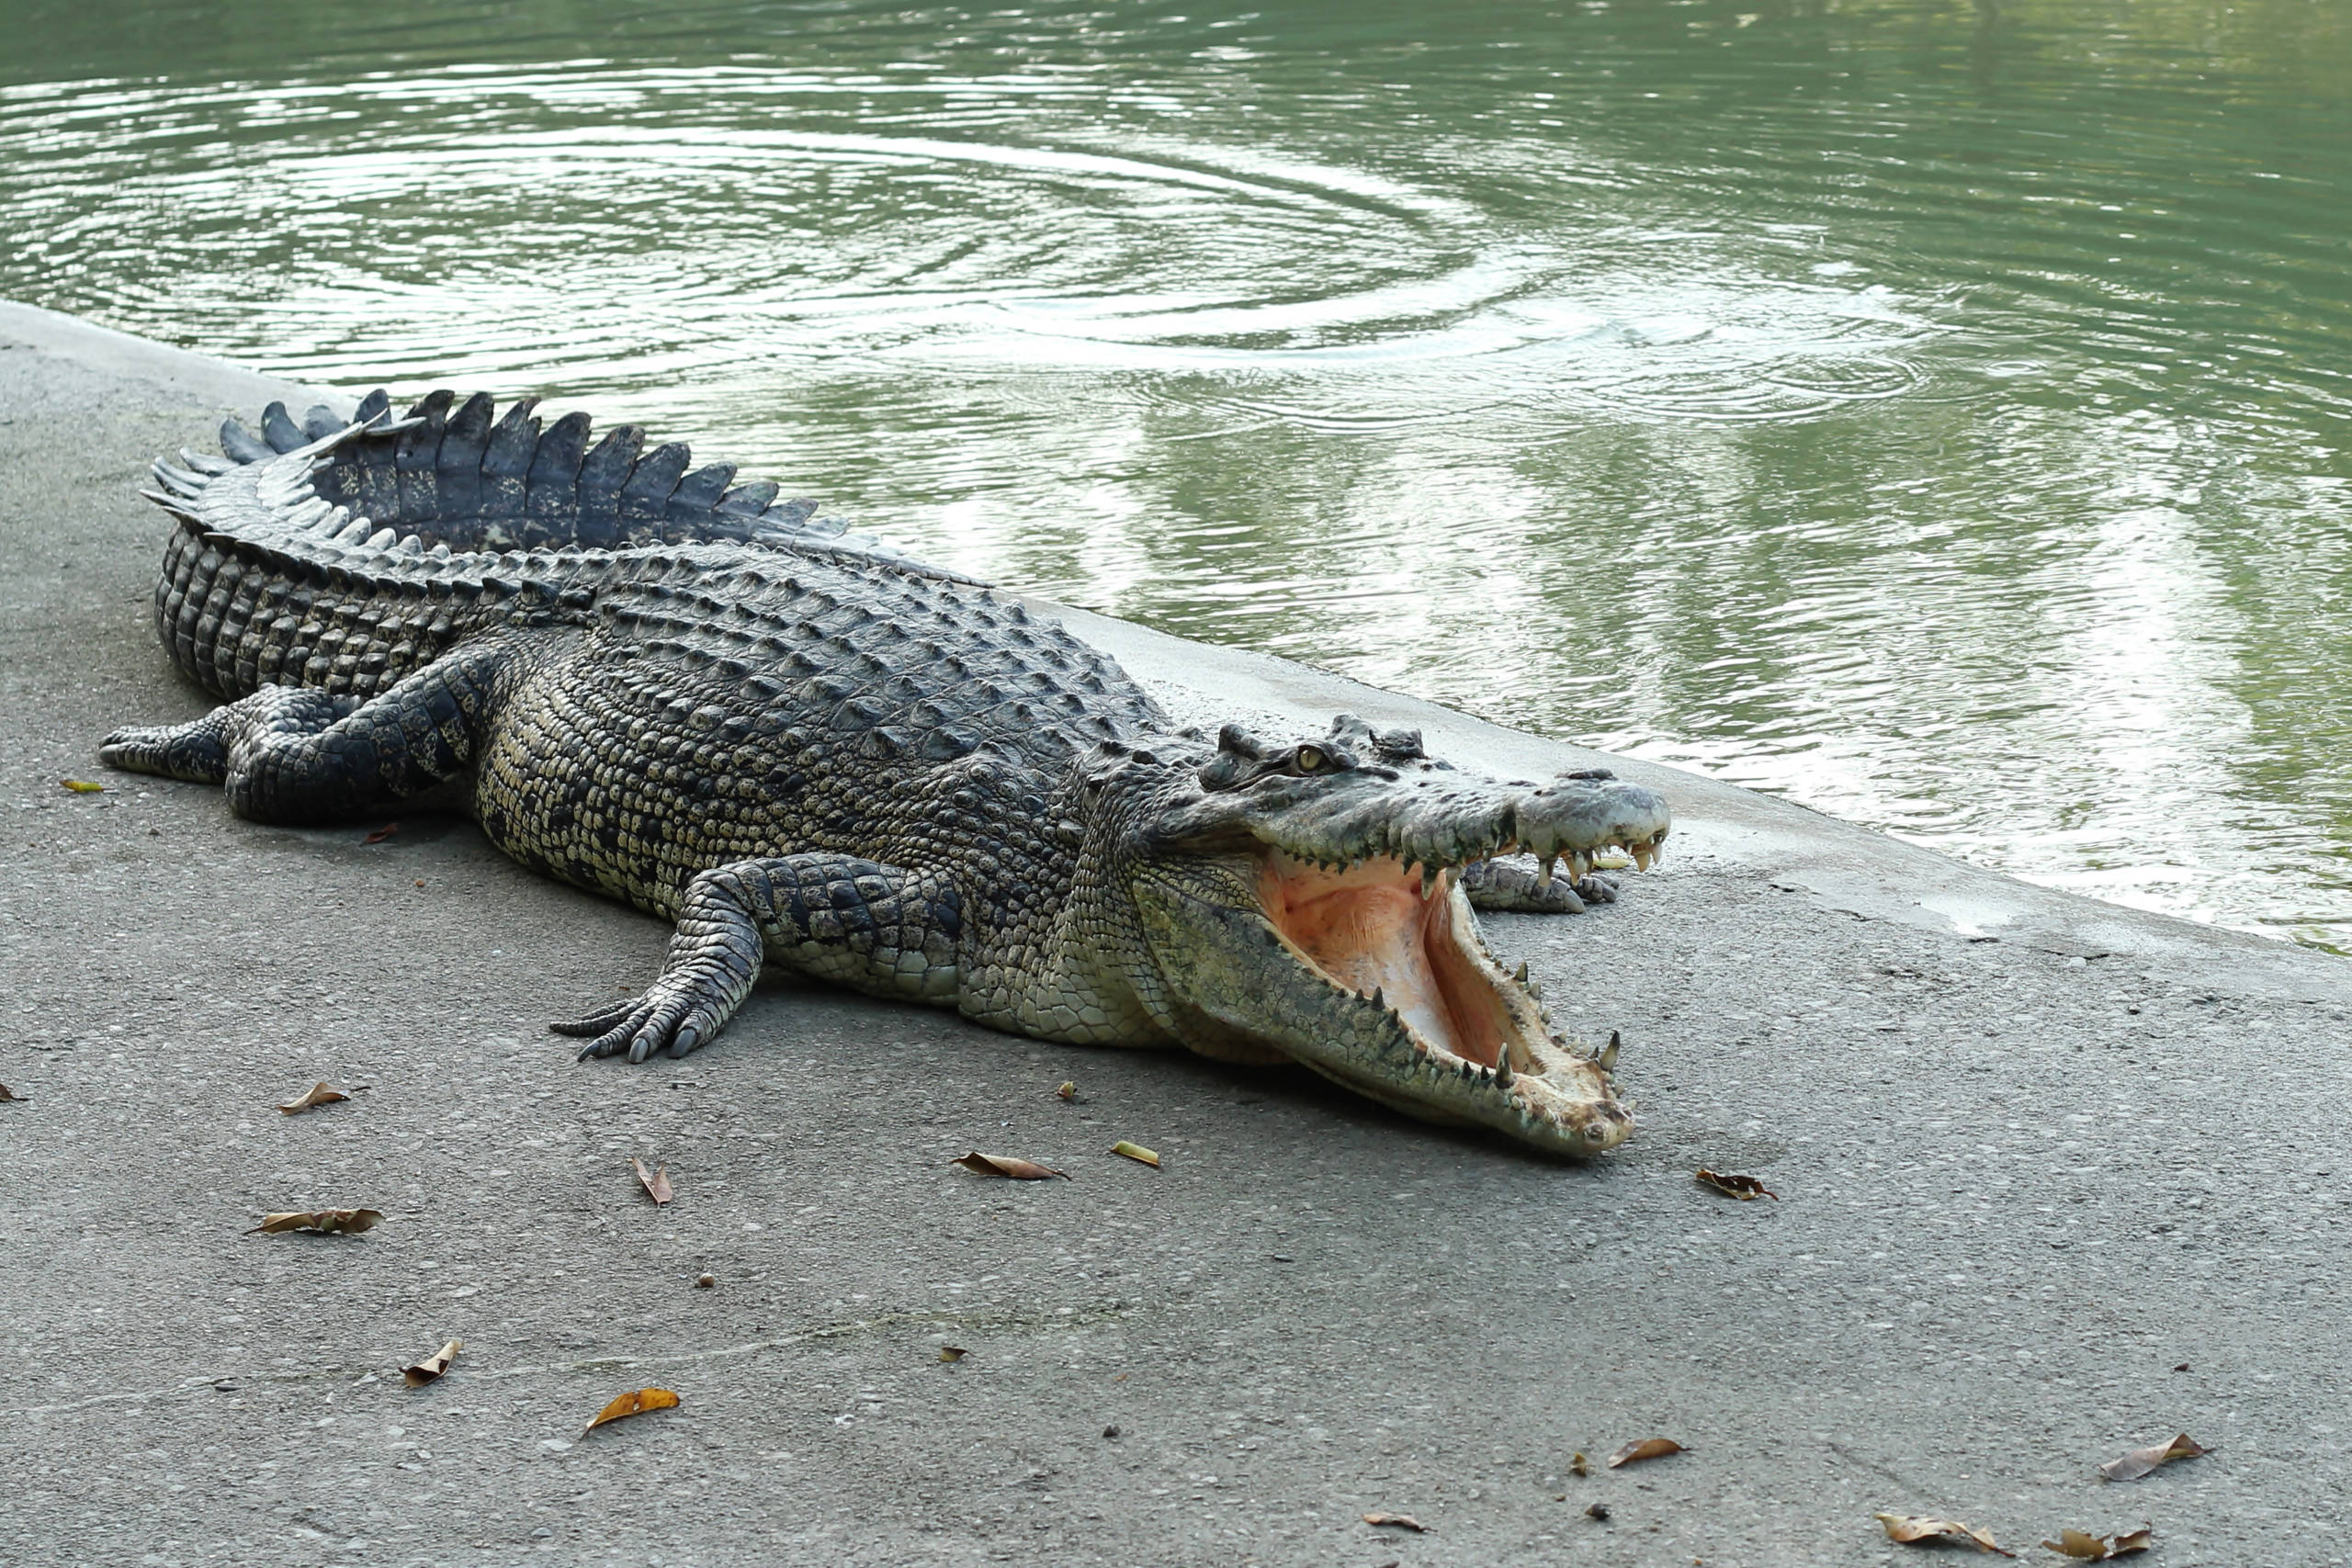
<box><xmin>3</xmin><ymin>300</ymin><xmax>2346</xmax><ymax>1568</ymax></box>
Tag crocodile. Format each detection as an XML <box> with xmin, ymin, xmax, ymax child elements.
<box><xmin>99</xmin><ymin>390</ymin><xmax>1671</xmax><ymax>1155</ymax></box>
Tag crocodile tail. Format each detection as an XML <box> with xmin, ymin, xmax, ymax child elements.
<box><xmin>199</xmin><ymin>389</ymin><xmax>965</xmax><ymax>581</ymax></box>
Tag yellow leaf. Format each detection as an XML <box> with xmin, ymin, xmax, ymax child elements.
<box><xmin>61</xmin><ymin>779</ymin><xmax>104</xmax><ymax>793</ymax></box>
<box><xmin>583</xmin><ymin>1387</ymin><xmax>679</xmax><ymax>1434</ymax></box>
<box><xmin>1363</xmin><ymin>1512</ymin><xmax>1426</xmax><ymax>1532</ymax></box>
<box><xmin>2041</xmin><ymin>1528</ymin><xmax>2110</xmax><ymax>1561</ymax></box>
<box><xmin>1111</xmin><ymin>1141</ymin><xmax>1161</xmax><ymax>1168</ymax></box>
<box><xmin>401</xmin><ymin>1339</ymin><xmax>462</xmax><ymax>1387</ymax></box>
<box><xmin>938</xmin><ymin>1346</ymin><xmax>967</xmax><ymax>1363</ymax></box>
<box><xmin>1056</xmin><ymin>1081</ymin><xmax>1076</xmax><ymax>1101</ymax></box>
<box><xmin>1605</xmin><ymin>1437</ymin><xmax>1685</xmax><ymax>1469</ymax></box>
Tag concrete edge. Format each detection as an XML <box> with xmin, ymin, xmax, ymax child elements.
<box><xmin>8</xmin><ymin>293</ymin><xmax>2342</xmax><ymax>1005</ymax></box>
<box><xmin>0</xmin><ymin>299</ymin><xmax>328</xmax><ymax>411</ymax></box>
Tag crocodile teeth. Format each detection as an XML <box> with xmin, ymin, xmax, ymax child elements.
<box><xmin>1420</xmin><ymin>864</ymin><xmax>1441</xmax><ymax>900</ymax></box>
<box><xmin>1494</xmin><ymin>1054</ymin><xmax>1514</xmax><ymax>1089</ymax></box>
<box><xmin>1596</xmin><ymin>1030</ymin><xmax>1621</xmax><ymax>1075</ymax></box>
<box><xmin>1512</xmin><ymin>961</ymin><xmax>1529</xmax><ymax>986</ymax></box>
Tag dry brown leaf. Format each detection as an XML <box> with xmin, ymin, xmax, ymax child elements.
<box><xmin>61</xmin><ymin>778</ymin><xmax>105</xmax><ymax>793</ymax></box>
<box><xmin>1695</xmin><ymin>1168</ymin><xmax>1779</xmax><ymax>1201</ymax></box>
<box><xmin>1875</xmin><ymin>1513</ymin><xmax>2014</xmax><ymax>1556</ymax></box>
<box><xmin>2098</xmin><ymin>1432</ymin><xmax>2209</xmax><ymax>1482</ymax></box>
<box><xmin>2042</xmin><ymin>1529</ymin><xmax>2110</xmax><ymax>1560</ymax></box>
<box><xmin>363</xmin><ymin>821</ymin><xmax>400</xmax><ymax>843</ymax></box>
<box><xmin>277</xmin><ymin>1081</ymin><xmax>350</xmax><ymax>1115</ymax></box>
<box><xmin>1111</xmin><ymin>1140</ymin><xmax>1161</xmax><ymax>1168</ymax></box>
<box><xmin>401</xmin><ymin>1338</ymin><xmax>462</xmax><ymax>1387</ymax></box>
<box><xmin>938</xmin><ymin>1346</ymin><xmax>967</xmax><ymax>1363</ymax></box>
<box><xmin>1568</xmin><ymin>1451</ymin><xmax>1589</xmax><ymax>1477</ymax></box>
<box><xmin>249</xmin><ymin>1208</ymin><xmax>382</xmax><ymax>1235</ymax></box>
<box><xmin>1605</xmin><ymin>1437</ymin><xmax>1686</xmax><ymax>1469</ymax></box>
<box><xmin>1363</xmin><ymin>1513</ymin><xmax>1426</xmax><ymax>1532</ymax></box>
<box><xmin>0</xmin><ymin>1083</ymin><xmax>19</xmax><ymax>1102</ymax></box>
<box><xmin>1056</xmin><ymin>1080</ymin><xmax>1076</xmax><ymax>1101</ymax></box>
<box><xmin>2042</xmin><ymin>1527</ymin><xmax>2153</xmax><ymax>1561</ymax></box>
<box><xmin>953</xmin><ymin>1151</ymin><xmax>1069</xmax><ymax>1180</ymax></box>
<box><xmin>582</xmin><ymin>1387</ymin><xmax>679</xmax><ymax>1434</ymax></box>
<box><xmin>631</xmin><ymin>1157</ymin><xmax>674</xmax><ymax>1205</ymax></box>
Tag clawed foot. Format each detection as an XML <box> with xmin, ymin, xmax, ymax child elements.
<box><xmin>557</xmin><ymin>865</ymin><xmax>769</xmax><ymax>1066</ymax></box>
<box><xmin>98</xmin><ymin>716</ymin><xmax>232</xmax><ymax>784</ymax></box>
<box><xmin>1457</xmin><ymin>858</ymin><xmax>1621</xmax><ymax>914</ymax></box>
<box><xmin>552</xmin><ymin>984</ymin><xmax>727</xmax><ymax>1064</ymax></box>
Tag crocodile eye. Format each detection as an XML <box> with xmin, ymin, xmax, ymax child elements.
<box><xmin>1295</xmin><ymin>745</ymin><xmax>1328</xmax><ymax>773</ymax></box>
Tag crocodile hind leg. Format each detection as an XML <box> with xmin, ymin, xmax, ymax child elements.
<box><xmin>97</xmin><ymin>646</ymin><xmax>506</xmax><ymax>823</ymax></box>
<box><xmin>554</xmin><ymin>854</ymin><xmax>963</xmax><ymax>1064</ymax></box>
<box><xmin>1456</xmin><ymin>858</ymin><xmax>1619</xmax><ymax>914</ymax></box>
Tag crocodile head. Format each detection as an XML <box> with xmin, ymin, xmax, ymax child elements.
<box><xmin>1091</xmin><ymin>715</ymin><xmax>1668</xmax><ymax>1156</ymax></box>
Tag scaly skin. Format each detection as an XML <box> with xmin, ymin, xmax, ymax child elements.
<box><xmin>101</xmin><ymin>392</ymin><xmax>1669</xmax><ymax>1156</ymax></box>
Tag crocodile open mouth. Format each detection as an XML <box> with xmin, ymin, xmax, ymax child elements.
<box><xmin>1258</xmin><ymin>850</ymin><xmax>1537</xmax><ymax>1072</ymax></box>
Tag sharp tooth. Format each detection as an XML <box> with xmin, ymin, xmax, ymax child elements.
<box><xmin>1573</xmin><ymin>851</ymin><xmax>1590</xmax><ymax>879</ymax></box>
<box><xmin>1597</xmin><ymin>1030</ymin><xmax>1621</xmax><ymax>1075</ymax></box>
<box><xmin>1538</xmin><ymin>854</ymin><xmax>1556</xmax><ymax>890</ymax></box>
<box><xmin>1370</xmin><ymin>986</ymin><xmax>1385</xmax><ymax>1010</ymax></box>
<box><xmin>1421</xmin><ymin>864</ymin><xmax>1441</xmax><ymax>900</ymax></box>
<box><xmin>1512</xmin><ymin>961</ymin><xmax>1529</xmax><ymax>985</ymax></box>
<box><xmin>1494</xmin><ymin>1053</ymin><xmax>1514</xmax><ymax>1089</ymax></box>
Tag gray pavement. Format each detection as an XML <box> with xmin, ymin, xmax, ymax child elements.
<box><xmin>3</xmin><ymin>300</ymin><xmax>2347</xmax><ymax>1567</ymax></box>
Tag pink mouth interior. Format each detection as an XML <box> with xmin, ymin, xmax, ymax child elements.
<box><xmin>1257</xmin><ymin>852</ymin><xmax>1520</xmax><ymax>1070</ymax></box>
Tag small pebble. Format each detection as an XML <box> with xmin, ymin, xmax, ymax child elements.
<box><xmin>695</xmin><ymin>1272</ymin><xmax>716</xmax><ymax>1289</ymax></box>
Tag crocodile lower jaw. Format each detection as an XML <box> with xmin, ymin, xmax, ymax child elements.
<box><xmin>1256</xmin><ymin>850</ymin><xmax>1631</xmax><ymax>1153</ymax></box>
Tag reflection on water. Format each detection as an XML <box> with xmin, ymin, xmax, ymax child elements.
<box><xmin>6</xmin><ymin>0</ymin><xmax>2351</xmax><ymax>945</ymax></box>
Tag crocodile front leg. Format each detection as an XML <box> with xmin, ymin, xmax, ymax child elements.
<box><xmin>97</xmin><ymin>643</ymin><xmax>509</xmax><ymax>822</ymax></box>
<box><xmin>555</xmin><ymin>854</ymin><xmax>964</xmax><ymax>1064</ymax></box>
<box><xmin>1456</xmin><ymin>857</ymin><xmax>1619</xmax><ymax>914</ymax></box>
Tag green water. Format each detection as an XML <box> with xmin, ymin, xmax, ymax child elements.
<box><xmin>6</xmin><ymin>1</ymin><xmax>2350</xmax><ymax>943</ymax></box>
